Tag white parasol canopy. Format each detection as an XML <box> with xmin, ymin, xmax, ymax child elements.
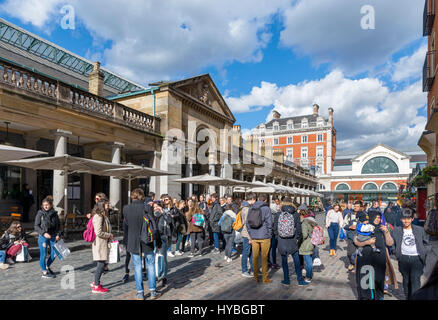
<box><xmin>0</xmin><ymin>144</ymin><xmax>47</xmax><ymax>162</ymax></box>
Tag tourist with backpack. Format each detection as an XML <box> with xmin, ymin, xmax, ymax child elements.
<box><xmin>299</xmin><ymin>210</ymin><xmax>318</xmax><ymax>283</ymax></box>
<box><xmin>153</xmin><ymin>200</ymin><xmax>173</xmax><ymax>287</ymax></box>
<box><xmin>342</xmin><ymin>200</ymin><xmax>361</xmax><ymax>271</ymax></box>
<box><xmin>268</xmin><ymin>201</ymin><xmax>281</xmax><ymax>270</ymax></box>
<box><xmin>246</xmin><ymin>193</ymin><xmax>272</xmax><ymax>284</ymax></box>
<box><xmin>276</xmin><ymin>197</ymin><xmax>307</xmax><ymax>286</ymax></box>
<box><xmin>186</xmin><ymin>200</ymin><xmax>206</xmax><ymax>258</ymax></box>
<box><xmin>239</xmin><ymin>199</ymin><xmax>254</xmax><ymax>277</ymax></box>
<box><xmin>160</xmin><ymin>194</ymin><xmax>176</xmax><ymax>258</ymax></box>
<box><xmin>210</xmin><ymin>193</ymin><xmax>224</xmax><ymax>253</ymax></box>
<box><xmin>90</xmin><ymin>199</ymin><xmax>113</xmax><ymax>294</ymax></box>
<box><xmin>123</xmin><ymin>188</ymin><xmax>161</xmax><ymax>300</ymax></box>
<box><xmin>219</xmin><ymin>204</ymin><xmax>236</xmax><ymax>262</ymax></box>
<box><xmin>34</xmin><ymin>196</ymin><xmax>61</xmax><ymax>279</ymax></box>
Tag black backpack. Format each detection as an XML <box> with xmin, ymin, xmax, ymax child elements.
<box><xmin>140</xmin><ymin>211</ymin><xmax>157</xmax><ymax>245</ymax></box>
<box><xmin>247</xmin><ymin>207</ymin><xmax>263</xmax><ymax>229</ymax></box>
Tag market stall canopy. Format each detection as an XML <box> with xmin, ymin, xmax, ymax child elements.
<box><xmin>0</xmin><ymin>144</ymin><xmax>47</xmax><ymax>162</ymax></box>
<box><xmin>99</xmin><ymin>164</ymin><xmax>175</xmax><ymax>179</ymax></box>
<box><xmin>174</xmin><ymin>174</ymin><xmax>256</xmax><ymax>187</ymax></box>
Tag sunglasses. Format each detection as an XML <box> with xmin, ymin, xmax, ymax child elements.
<box><xmin>17</xmin><ymin>226</ymin><xmax>22</xmax><ymax>228</ymax></box>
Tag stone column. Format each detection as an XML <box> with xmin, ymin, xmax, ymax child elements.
<box><xmin>53</xmin><ymin>130</ymin><xmax>72</xmax><ymax>215</ymax></box>
<box><xmin>208</xmin><ymin>163</ymin><xmax>216</xmax><ymax>195</ymax></box>
<box><xmin>83</xmin><ymin>146</ymin><xmax>93</xmax><ymax>215</ymax></box>
<box><xmin>24</xmin><ymin>136</ymin><xmax>39</xmax><ymax>221</ymax></box>
<box><xmin>149</xmin><ymin>151</ymin><xmax>162</xmax><ymax>196</ymax></box>
<box><xmin>109</xmin><ymin>142</ymin><xmax>124</xmax><ymax>213</ymax></box>
<box><xmin>185</xmin><ymin>158</ymin><xmax>193</xmax><ymax>197</ymax></box>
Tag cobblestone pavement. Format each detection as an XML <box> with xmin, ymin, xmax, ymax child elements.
<box><xmin>1</xmin><ymin>213</ymin><xmax>436</xmax><ymax>300</ymax></box>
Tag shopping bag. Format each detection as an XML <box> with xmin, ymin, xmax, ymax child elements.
<box><xmin>155</xmin><ymin>252</ymin><xmax>165</xmax><ymax>280</ymax></box>
<box><xmin>108</xmin><ymin>240</ymin><xmax>120</xmax><ymax>264</ymax></box>
<box><xmin>53</xmin><ymin>239</ymin><xmax>71</xmax><ymax>261</ymax></box>
<box><xmin>15</xmin><ymin>245</ymin><xmax>29</xmax><ymax>262</ymax></box>
<box><xmin>234</xmin><ymin>231</ymin><xmax>243</xmax><ymax>244</ymax></box>
<box><xmin>339</xmin><ymin>228</ymin><xmax>346</xmax><ymax>240</ymax></box>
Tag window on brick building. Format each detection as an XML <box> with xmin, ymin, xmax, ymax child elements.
<box><xmin>274</xmin><ymin>138</ymin><xmax>279</xmax><ymax>145</ymax></box>
<box><xmin>287</xmin><ymin>137</ymin><xmax>293</xmax><ymax>144</ymax></box>
<box><xmin>286</xmin><ymin>148</ymin><xmax>293</xmax><ymax>161</ymax></box>
<box><xmin>317</xmin><ymin>146</ymin><xmax>323</xmax><ymax>158</ymax></box>
<box><xmin>302</xmin><ymin>135</ymin><xmax>308</xmax><ymax>143</ymax></box>
<box><xmin>301</xmin><ymin>147</ymin><xmax>308</xmax><ymax>158</ymax></box>
<box><xmin>317</xmin><ymin>134</ymin><xmax>323</xmax><ymax>142</ymax></box>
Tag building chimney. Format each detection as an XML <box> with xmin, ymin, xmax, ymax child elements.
<box><xmin>328</xmin><ymin>107</ymin><xmax>334</xmax><ymax>126</ymax></box>
<box><xmin>88</xmin><ymin>62</ymin><xmax>105</xmax><ymax>96</ymax></box>
<box><xmin>273</xmin><ymin>149</ymin><xmax>284</xmax><ymax>163</ymax></box>
<box><xmin>313</xmin><ymin>104</ymin><xmax>319</xmax><ymax>116</ymax></box>
<box><xmin>272</xmin><ymin>110</ymin><xmax>281</xmax><ymax>119</ymax></box>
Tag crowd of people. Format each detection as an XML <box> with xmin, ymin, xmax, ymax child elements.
<box><xmin>1</xmin><ymin>191</ymin><xmax>438</xmax><ymax>300</ymax></box>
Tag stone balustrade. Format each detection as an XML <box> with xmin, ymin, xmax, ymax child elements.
<box><xmin>0</xmin><ymin>59</ymin><xmax>160</xmax><ymax>135</ymax></box>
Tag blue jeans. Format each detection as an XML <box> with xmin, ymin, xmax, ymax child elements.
<box><xmin>212</xmin><ymin>232</ymin><xmax>220</xmax><ymax>249</ymax></box>
<box><xmin>131</xmin><ymin>252</ymin><xmax>156</xmax><ymax>293</ymax></box>
<box><xmin>312</xmin><ymin>246</ymin><xmax>320</xmax><ymax>260</ymax></box>
<box><xmin>38</xmin><ymin>235</ymin><xmax>56</xmax><ymax>272</ymax></box>
<box><xmin>0</xmin><ymin>250</ymin><xmax>5</xmax><ymax>263</ymax></box>
<box><xmin>268</xmin><ymin>236</ymin><xmax>278</xmax><ymax>265</ymax></box>
<box><xmin>159</xmin><ymin>237</ymin><xmax>169</xmax><ymax>278</ymax></box>
<box><xmin>241</xmin><ymin>237</ymin><xmax>253</xmax><ymax>273</ymax></box>
<box><xmin>303</xmin><ymin>254</ymin><xmax>313</xmax><ymax>279</ymax></box>
<box><xmin>281</xmin><ymin>251</ymin><xmax>304</xmax><ymax>284</ymax></box>
<box><xmin>175</xmin><ymin>233</ymin><xmax>184</xmax><ymax>252</ymax></box>
<box><xmin>328</xmin><ymin>223</ymin><xmax>340</xmax><ymax>250</ymax></box>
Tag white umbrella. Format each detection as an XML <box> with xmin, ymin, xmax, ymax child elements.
<box><xmin>4</xmin><ymin>155</ymin><xmax>126</xmax><ymax>235</ymax></box>
<box><xmin>0</xmin><ymin>144</ymin><xmax>47</xmax><ymax>162</ymax></box>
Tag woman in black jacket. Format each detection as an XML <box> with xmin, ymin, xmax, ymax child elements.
<box><xmin>34</xmin><ymin>196</ymin><xmax>61</xmax><ymax>278</ymax></box>
<box><xmin>153</xmin><ymin>201</ymin><xmax>173</xmax><ymax>287</ymax></box>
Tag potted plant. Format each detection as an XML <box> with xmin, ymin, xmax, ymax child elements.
<box><xmin>423</xmin><ymin>164</ymin><xmax>438</xmax><ymax>177</ymax></box>
<box><xmin>411</xmin><ymin>173</ymin><xmax>432</xmax><ymax>187</ymax></box>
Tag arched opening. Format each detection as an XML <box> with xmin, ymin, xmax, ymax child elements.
<box><xmin>361</xmin><ymin>156</ymin><xmax>399</xmax><ymax>174</ymax></box>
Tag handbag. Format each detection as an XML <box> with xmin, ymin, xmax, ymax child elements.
<box><xmin>15</xmin><ymin>245</ymin><xmax>29</xmax><ymax>262</ymax></box>
<box><xmin>339</xmin><ymin>228</ymin><xmax>346</xmax><ymax>240</ymax></box>
<box><xmin>108</xmin><ymin>240</ymin><xmax>120</xmax><ymax>264</ymax></box>
<box><xmin>53</xmin><ymin>239</ymin><xmax>71</xmax><ymax>261</ymax></box>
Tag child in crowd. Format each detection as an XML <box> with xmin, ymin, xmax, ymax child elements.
<box><xmin>356</xmin><ymin>212</ymin><xmax>380</xmax><ymax>256</ymax></box>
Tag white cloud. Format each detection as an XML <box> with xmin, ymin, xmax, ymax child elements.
<box><xmin>280</xmin><ymin>0</ymin><xmax>424</xmax><ymax>75</ymax></box>
<box><xmin>0</xmin><ymin>0</ymin><xmax>62</xmax><ymax>28</ymax></box>
<box><xmin>2</xmin><ymin>0</ymin><xmax>291</xmax><ymax>84</ymax></box>
<box><xmin>391</xmin><ymin>43</ymin><xmax>427</xmax><ymax>82</ymax></box>
<box><xmin>226</xmin><ymin>70</ymin><xmax>426</xmax><ymax>152</ymax></box>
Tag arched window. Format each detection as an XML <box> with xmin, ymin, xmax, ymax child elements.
<box><xmin>381</xmin><ymin>182</ymin><xmax>398</xmax><ymax>190</ymax></box>
<box><xmin>361</xmin><ymin>157</ymin><xmax>399</xmax><ymax>174</ymax></box>
<box><xmin>362</xmin><ymin>183</ymin><xmax>378</xmax><ymax>190</ymax></box>
<box><xmin>335</xmin><ymin>183</ymin><xmax>350</xmax><ymax>191</ymax></box>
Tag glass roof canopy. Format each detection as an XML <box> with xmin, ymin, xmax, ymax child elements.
<box><xmin>0</xmin><ymin>19</ymin><xmax>145</xmax><ymax>93</ymax></box>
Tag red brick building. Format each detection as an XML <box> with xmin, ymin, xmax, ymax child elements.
<box><xmin>251</xmin><ymin>105</ymin><xmax>336</xmax><ymax>176</ymax></box>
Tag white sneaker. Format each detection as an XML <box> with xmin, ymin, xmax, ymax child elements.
<box><xmin>175</xmin><ymin>251</ymin><xmax>183</xmax><ymax>256</ymax></box>
<box><xmin>313</xmin><ymin>258</ymin><xmax>322</xmax><ymax>267</ymax></box>
<box><xmin>224</xmin><ymin>256</ymin><xmax>227</xmax><ymax>261</ymax></box>
<box><xmin>227</xmin><ymin>257</ymin><xmax>233</xmax><ymax>263</ymax></box>
<box><xmin>0</xmin><ymin>263</ymin><xmax>9</xmax><ymax>270</ymax></box>
<box><xmin>167</xmin><ymin>252</ymin><xmax>175</xmax><ymax>258</ymax></box>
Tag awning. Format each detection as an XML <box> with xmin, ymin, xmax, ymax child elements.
<box><xmin>0</xmin><ymin>144</ymin><xmax>47</xmax><ymax>162</ymax></box>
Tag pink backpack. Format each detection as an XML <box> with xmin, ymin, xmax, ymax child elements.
<box><xmin>311</xmin><ymin>226</ymin><xmax>324</xmax><ymax>246</ymax></box>
<box><xmin>83</xmin><ymin>217</ymin><xmax>96</xmax><ymax>243</ymax></box>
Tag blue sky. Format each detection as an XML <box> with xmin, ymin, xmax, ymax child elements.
<box><xmin>0</xmin><ymin>0</ymin><xmax>428</xmax><ymax>153</ymax></box>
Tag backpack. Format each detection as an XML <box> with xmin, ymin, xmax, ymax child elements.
<box><xmin>83</xmin><ymin>217</ymin><xmax>96</xmax><ymax>243</ymax></box>
<box><xmin>220</xmin><ymin>214</ymin><xmax>234</xmax><ymax>233</ymax></box>
<box><xmin>278</xmin><ymin>211</ymin><xmax>296</xmax><ymax>238</ymax></box>
<box><xmin>311</xmin><ymin>226</ymin><xmax>324</xmax><ymax>246</ymax></box>
<box><xmin>232</xmin><ymin>210</ymin><xmax>243</xmax><ymax>231</ymax></box>
<box><xmin>140</xmin><ymin>214</ymin><xmax>155</xmax><ymax>245</ymax></box>
<box><xmin>192</xmin><ymin>213</ymin><xmax>205</xmax><ymax>228</ymax></box>
<box><xmin>247</xmin><ymin>207</ymin><xmax>263</xmax><ymax>229</ymax></box>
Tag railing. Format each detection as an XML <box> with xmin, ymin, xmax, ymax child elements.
<box><xmin>423</xmin><ymin>50</ymin><xmax>436</xmax><ymax>92</ymax></box>
<box><xmin>424</xmin><ymin>0</ymin><xmax>435</xmax><ymax>36</ymax></box>
<box><xmin>0</xmin><ymin>59</ymin><xmax>160</xmax><ymax>135</ymax></box>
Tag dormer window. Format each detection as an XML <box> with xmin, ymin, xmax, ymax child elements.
<box><xmin>317</xmin><ymin>117</ymin><xmax>324</xmax><ymax>127</ymax></box>
<box><xmin>301</xmin><ymin>118</ymin><xmax>308</xmax><ymax>128</ymax></box>
<box><xmin>273</xmin><ymin>122</ymin><xmax>280</xmax><ymax>131</ymax></box>
<box><xmin>287</xmin><ymin>121</ymin><xmax>293</xmax><ymax>130</ymax></box>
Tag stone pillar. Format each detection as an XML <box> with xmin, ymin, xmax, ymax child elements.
<box><xmin>209</xmin><ymin>163</ymin><xmax>216</xmax><ymax>195</ymax></box>
<box><xmin>83</xmin><ymin>146</ymin><xmax>93</xmax><ymax>214</ymax></box>
<box><xmin>239</xmin><ymin>171</ymin><xmax>244</xmax><ymax>181</ymax></box>
<box><xmin>24</xmin><ymin>136</ymin><xmax>39</xmax><ymax>221</ymax></box>
<box><xmin>109</xmin><ymin>142</ymin><xmax>124</xmax><ymax>213</ymax></box>
<box><xmin>220</xmin><ymin>158</ymin><xmax>233</xmax><ymax>196</ymax></box>
<box><xmin>149</xmin><ymin>151</ymin><xmax>162</xmax><ymax>196</ymax></box>
<box><xmin>53</xmin><ymin>130</ymin><xmax>72</xmax><ymax>215</ymax></box>
<box><xmin>185</xmin><ymin>159</ymin><xmax>193</xmax><ymax>197</ymax></box>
